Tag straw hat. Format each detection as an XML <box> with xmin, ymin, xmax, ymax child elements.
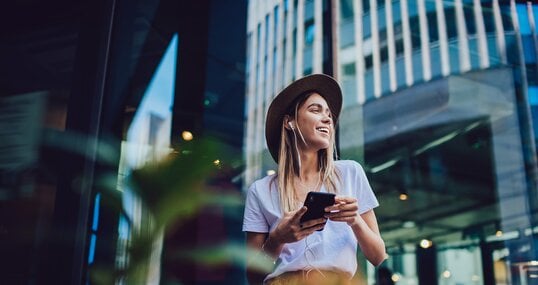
<box><xmin>265</xmin><ymin>74</ymin><xmax>343</xmax><ymax>163</ymax></box>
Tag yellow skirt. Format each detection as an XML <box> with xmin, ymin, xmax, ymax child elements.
<box><xmin>265</xmin><ymin>269</ymin><xmax>356</xmax><ymax>285</ymax></box>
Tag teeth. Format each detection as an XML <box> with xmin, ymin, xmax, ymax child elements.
<box><xmin>316</xmin><ymin>127</ymin><xmax>329</xmax><ymax>134</ymax></box>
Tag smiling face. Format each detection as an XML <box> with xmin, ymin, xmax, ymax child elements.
<box><xmin>293</xmin><ymin>93</ymin><xmax>334</xmax><ymax>153</ymax></box>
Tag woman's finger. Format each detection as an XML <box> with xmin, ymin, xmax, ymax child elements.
<box><xmin>291</xmin><ymin>206</ymin><xmax>308</xmax><ymax>223</ymax></box>
<box><xmin>325</xmin><ymin>203</ymin><xmax>358</xmax><ymax>213</ymax></box>
<box><xmin>334</xmin><ymin>196</ymin><xmax>357</xmax><ymax>204</ymax></box>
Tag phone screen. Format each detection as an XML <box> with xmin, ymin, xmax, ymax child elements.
<box><xmin>299</xmin><ymin>191</ymin><xmax>336</xmax><ymax>225</ymax></box>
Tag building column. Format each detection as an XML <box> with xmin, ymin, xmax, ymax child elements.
<box><xmin>353</xmin><ymin>0</ymin><xmax>365</xmax><ymax>103</ymax></box>
<box><xmin>401</xmin><ymin>0</ymin><xmax>414</xmax><ymax>86</ymax></box>
<box><xmin>492</xmin><ymin>0</ymin><xmax>507</xmax><ymax>64</ymax></box>
<box><xmin>295</xmin><ymin>0</ymin><xmax>305</xmax><ymax>78</ymax></box>
<box><xmin>417</xmin><ymin>0</ymin><xmax>431</xmax><ymax>81</ymax></box>
<box><xmin>313</xmin><ymin>0</ymin><xmax>323</xmax><ymax>73</ymax></box>
<box><xmin>370</xmin><ymin>0</ymin><xmax>381</xmax><ymax>97</ymax></box>
<box><xmin>435</xmin><ymin>0</ymin><xmax>450</xmax><ymax>76</ymax></box>
<box><xmin>386</xmin><ymin>0</ymin><xmax>397</xmax><ymax>92</ymax></box>
<box><xmin>473</xmin><ymin>0</ymin><xmax>490</xmax><ymax>68</ymax></box>
<box><xmin>454</xmin><ymin>0</ymin><xmax>471</xmax><ymax>72</ymax></box>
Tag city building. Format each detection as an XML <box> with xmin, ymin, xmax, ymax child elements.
<box><xmin>244</xmin><ymin>0</ymin><xmax>538</xmax><ymax>284</ymax></box>
<box><xmin>1</xmin><ymin>1</ymin><xmax>247</xmax><ymax>284</ymax></box>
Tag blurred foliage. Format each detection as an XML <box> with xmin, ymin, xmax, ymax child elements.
<box><xmin>88</xmin><ymin>137</ymin><xmax>273</xmax><ymax>284</ymax></box>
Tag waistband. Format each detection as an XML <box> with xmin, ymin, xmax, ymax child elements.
<box><xmin>265</xmin><ymin>269</ymin><xmax>354</xmax><ymax>285</ymax></box>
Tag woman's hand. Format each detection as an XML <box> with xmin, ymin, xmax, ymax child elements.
<box><xmin>269</xmin><ymin>206</ymin><xmax>327</xmax><ymax>245</ymax></box>
<box><xmin>325</xmin><ymin>196</ymin><xmax>387</xmax><ymax>266</ymax></box>
<box><xmin>324</xmin><ymin>196</ymin><xmax>360</xmax><ymax>226</ymax></box>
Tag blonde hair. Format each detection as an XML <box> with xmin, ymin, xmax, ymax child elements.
<box><xmin>272</xmin><ymin>92</ymin><xmax>341</xmax><ymax>213</ymax></box>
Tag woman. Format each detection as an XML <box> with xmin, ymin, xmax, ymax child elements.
<box><xmin>243</xmin><ymin>74</ymin><xmax>386</xmax><ymax>285</ymax></box>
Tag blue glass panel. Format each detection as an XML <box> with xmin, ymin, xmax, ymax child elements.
<box><xmin>517</xmin><ymin>4</ymin><xmax>531</xmax><ymax>35</ymax></box>
<box><xmin>468</xmin><ymin>37</ymin><xmax>480</xmax><ymax>70</ymax></box>
<box><xmin>91</xmin><ymin>192</ymin><xmax>101</xmax><ymax>231</ymax></box>
<box><xmin>364</xmin><ymin>69</ymin><xmax>374</xmax><ymax>101</ymax></box>
<box><xmin>392</xmin><ymin>0</ymin><xmax>401</xmax><ymax>22</ymax></box>
<box><xmin>430</xmin><ymin>45</ymin><xmax>442</xmax><ymax>79</ymax></box>
<box><xmin>522</xmin><ymin>36</ymin><xmax>537</xmax><ymax>63</ymax></box>
<box><xmin>395</xmin><ymin>56</ymin><xmax>406</xmax><ymax>88</ymax></box>
<box><xmin>378</xmin><ymin>7</ymin><xmax>387</xmax><ymax>31</ymax></box>
<box><xmin>380</xmin><ymin>62</ymin><xmax>390</xmax><ymax>95</ymax></box>
<box><xmin>305</xmin><ymin>0</ymin><xmax>314</xmax><ymax>20</ymax></box>
<box><xmin>304</xmin><ymin>46</ymin><xmax>313</xmax><ymax>72</ymax></box>
<box><xmin>340</xmin><ymin>19</ymin><xmax>355</xmax><ymax>47</ymax></box>
<box><xmin>487</xmin><ymin>35</ymin><xmax>501</xmax><ymax>66</ymax></box>
<box><xmin>528</xmin><ymin>86</ymin><xmax>538</xmax><ymax>106</ymax></box>
<box><xmin>342</xmin><ymin>62</ymin><xmax>357</xmax><ymax>106</ymax></box>
<box><xmin>88</xmin><ymin>234</ymin><xmax>97</xmax><ymax>264</ymax></box>
<box><xmin>341</xmin><ymin>0</ymin><xmax>354</xmax><ymax>19</ymax></box>
<box><xmin>305</xmin><ymin>22</ymin><xmax>315</xmax><ymax>45</ymax></box>
<box><xmin>412</xmin><ymin>51</ymin><xmax>423</xmax><ymax>83</ymax></box>
<box><xmin>363</xmin><ymin>13</ymin><xmax>372</xmax><ymax>38</ymax></box>
<box><xmin>407</xmin><ymin>0</ymin><xmax>418</xmax><ymax>18</ymax></box>
<box><xmin>448</xmin><ymin>40</ymin><xmax>460</xmax><ymax>74</ymax></box>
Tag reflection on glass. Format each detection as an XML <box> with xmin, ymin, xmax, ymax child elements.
<box><xmin>117</xmin><ymin>34</ymin><xmax>178</xmax><ymax>284</ymax></box>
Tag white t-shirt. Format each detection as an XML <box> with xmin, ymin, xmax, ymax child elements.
<box><xmin>242</xmin><ymin>160</ymin><xmax>379</xmax><ymax>282</ymax></box>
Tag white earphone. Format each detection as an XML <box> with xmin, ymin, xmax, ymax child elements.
<box><xmin>288</xmin><ymin>122</ymin><xmax>295</xmax><ymax>129</ymax></box>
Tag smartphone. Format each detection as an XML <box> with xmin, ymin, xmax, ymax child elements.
<box><xmin>299</xmin><ymin>191</ymin><xmax>336</xmax><ymax>226</ymax></box>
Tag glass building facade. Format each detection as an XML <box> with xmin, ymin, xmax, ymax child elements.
<box><xmin>245</xmin><ymin>0</ymin><xmax>538</xmax><ymax>284</ymax></box>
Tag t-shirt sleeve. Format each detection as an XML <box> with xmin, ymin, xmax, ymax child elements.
<box><xmin>242</xmin><ymin>182</ymin><xmax>270</xmax><ymax>233</ymax></box>
<box><xmin>353</xmin><ymin>161</ymin><xmax>379</xmax><ymax>214</ymax></box>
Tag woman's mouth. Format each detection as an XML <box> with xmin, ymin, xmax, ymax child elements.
<box><xmin>316</xmin><ymin>127</ymin><xmax>330</xmax><ymax>135</ymax></box>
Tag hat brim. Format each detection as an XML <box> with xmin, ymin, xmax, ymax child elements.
<box><xmin>265</xmin><ymin>74</ymin><xmax>343</xmax><ymax>163</ymax></box>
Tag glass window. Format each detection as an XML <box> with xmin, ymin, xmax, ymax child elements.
<box><xmin>340</xmin><ymin>17</ymin><xmax>355</xmax><ymax>48</ymax></box>
<box><xmin>340</xmin><ymin>0</ymin><xmax>354</xmax><ymax>19</ymax></box>
<box><xmin>516</xmin><ymin>4</ymin><xmax>531</xmax><ymax>36</ymax></box>
<box><xmin>365</xmin><ymin>54</ymin><xmax>373</xmax><ymax>69</ymax></box>
<box><xmin>445</xmin><ymin>7</ymin><xmax>458</xmax><ymax>40</ymax></box>
<box><xmin>395</xmin><ymin>56</ymin><xmax>407</xmax><ymax>88</ymax></box>
<box><xmin>482</xmin><ymin>2</ymin><xmax>496</xmax><ymax>33</ymax></box>
<box><xmin>304</xmin><ymin>21</ymin><xmax>314</xmax><ymax>74</ymax></box>
<box><xmin>274</xmin><ymin>5</ymin><xmax>279</xmax><ymax>48</ymax></box>
<box><xmin>407</xmin><ymin>0</ymin><xmax>418</xmax><ymax>17</ymax></box>
<box><xmin>305</xmin><ymin>0</ymin><xmax>314</xmax><ymax>21</ymax></box>
<box><xmin>363</xmin><ymin>0</ymin><xmax>370</xmax><ymax>15</ymax></box>
<box><xmin>363</xmin><ymin>13</ymin><xmax>372</xmax><ymax>38</ymax></box>
<box><xmin>257</xmin><ymin>23</ymin><xmax>262</xmax><ymax>63</ymax></box>
<box><xmin>292</xmin><ymin>29</ymin><xmax>297</xmax><ymax>80</ymax></box>
<box><xmin>427</xmin><ymin>11</ymin><xmax>439</xmax><ymax>42</ymax></box>
<box><xmin>392</xmin><ymin>0</ymin><xmax>402</xmax><ymax>23</ymax></box>
<box><xmin>265</xmin><ymin>14</ymin><xmax>270</xmax><ymax>56</ymax></box>
<box><xmin>305</xmin><ymin>21</ymin><xmax>315</xmax><ymax>46</ymax></box>
<box><xmin>379</xmin><ymin>30</ymin><xmax>389</xmax><ymax>62</ymax></box>
<box><xmin>464</xmin><ymin>5</ymin><xmax>476</xmax><ymax>35</ymax></box>
<box><xmin>409</xmin><ymin>17</ymin><xmax>421</xmax><ymax>50</ymax></box>
<box><xmin>341</xmin><ymin>62</ymin><xmax>357</xmax><ymax>106</ymax></box>
<box><xmin>281</xmin><ymin>38</ymin><xmax>287</xmax><ymax>88</ymax></box>
<box><xmin>376</xmin><ymin>0</ymin><xmax>385</xmax><ymax>10</ymax></box>
<box><xmin>394</xmin><ymin>22</ymin><xmax>404</xmax><ymax>55</ymax></box>
<box><xmin>294</xmin><ymin>0</ymin><xmax>299</xmax><ymax>30</ymax></box>
<box><xmin>378</xmin><ymin>7</ymin><xmax>387</xmax><ymax>31</ymax></box>
<box><xmin>500</xmin><ymin>6</ymin><xmax>514</xmax><ymax>32</ymax></box>
<box><xmin>468</xmin><ymin>38</ymin><xmax>480</xmax><ymax>69</ymax></box>
<box><xmin>395</xmin><ymin>37</ymin><xmax>404</xmax><ymax>56</ymax></box>
<box><xmin>380</xmin><ymin>62</ymin><xmax>390</xmax><ymax>95</ymax></box>
<box><xmin>246</xmin><ymin>32</ymin><xmax>252</xmax><ymax>75</ymax></box>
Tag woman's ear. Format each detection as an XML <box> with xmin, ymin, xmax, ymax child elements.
<box><xmin>284</xmin><ymin>116</ymin><xmax>295</xmax><ymax>130</ymax></box>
